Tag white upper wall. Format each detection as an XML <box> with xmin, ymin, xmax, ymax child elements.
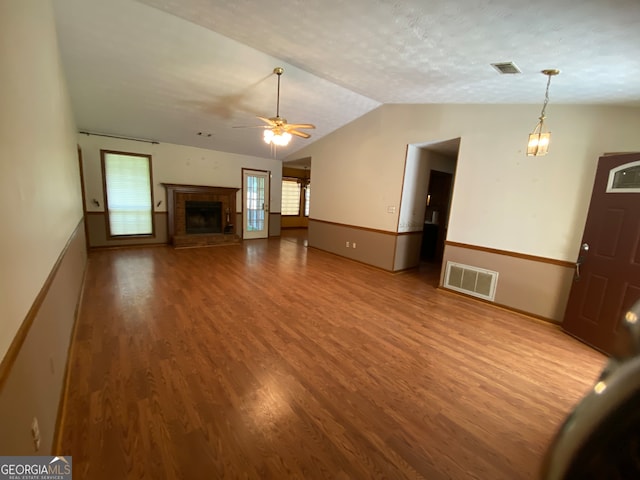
<box><xmin>289</xmin><ymin>103</ymin><xmax>640</xmax><ymax>261</ymax></box>
<box><xmin>0</xmin><ymin>0</ymin><xmax>82</xmax><ymax>361</ymax></box>
<box><xmin>398</xmin><ymin>145</ymin><xmax>422</xmax><ymax>232</ymax></box>
<box><xmin>78</xmin><ymin>135</ymin><xmax>283</xmax><ymax>214</ymax></box>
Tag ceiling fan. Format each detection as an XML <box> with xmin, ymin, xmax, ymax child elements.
<box><xmin>240</xmin><ymin>67</ymin><xmax>315</xmax><ymax>147</ymax></box>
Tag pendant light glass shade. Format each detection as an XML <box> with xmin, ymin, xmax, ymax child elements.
<box><xmin>527</xmin><ymin>118</ymin><xmax>551</xmax><ymax>156</ymax></box>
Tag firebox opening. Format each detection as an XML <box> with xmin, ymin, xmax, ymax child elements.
<box><xmin>185</xmin><ymin>201</ymin><xmax>222</xmax><ymax>234</ymax></box>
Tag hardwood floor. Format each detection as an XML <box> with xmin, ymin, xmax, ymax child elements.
<box><xmin>58</xmin><ymin>231</ymin><xmax>605</xmax><ymax>479</ymax></box>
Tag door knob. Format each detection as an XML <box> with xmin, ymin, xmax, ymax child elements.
<box><xmin>575</xmin><ymin>243</ymin><xmax>590</xmax><ymax>281</ymax></box>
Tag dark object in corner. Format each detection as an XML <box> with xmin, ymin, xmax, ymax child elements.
<box><xmin>541</xmin><ymin>299</ymin><xmax>640</xmax><ymax>479</ymax></box>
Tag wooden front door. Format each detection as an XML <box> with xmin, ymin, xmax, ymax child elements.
<box><xmin>563</xmin><ymin>153</ymin><xmax>640</xmax><ymax>355</ymax></box>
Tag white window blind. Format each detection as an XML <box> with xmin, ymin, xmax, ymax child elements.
<box><xmin>304</xmin><ymin>185</ymin><xmax>311</xmax><ymax>217</ymax></box>
<box><xmin>102</xmin><ymin>151</ymin><xmax>153</xmax><ymax>236</ymax></box>
<box><xmin>282</xmin><ymin>178</ymin><xmax>301</xmax><ymax>216</ymax></box>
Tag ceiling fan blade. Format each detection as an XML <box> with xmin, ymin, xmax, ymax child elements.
<box><xmin>257</xmin><ymin>116</ymin><xmax>276</xmax><ymax>126</ymax></box>
<box><xmin>289</xmin><ymin>129</ymin><xmax>311</xmax><ymax>139</ymax></box>
<box><xmin>285</xmin><ymin>123</ymin><xmax>316</xmax><ymax>130</ymax></box>
<box><xmin>232</xmin><ymin>125</ymin><xmax>270</xmax><ymax>129</ymax></box>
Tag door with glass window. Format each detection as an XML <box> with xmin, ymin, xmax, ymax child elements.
<box><xmin>242</xmin><ymin>169</ymin><xmax>270</xmax><ymax>239</ymax></box>
<box><xmin>563</xmin><ymin>153</ymin><xmax>640</xmax><ymax>354</ymax></box>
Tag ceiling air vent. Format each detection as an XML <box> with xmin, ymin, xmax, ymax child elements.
<box><xmin>491</xmin><ymin>62</ymin><xmax>521</xmax><ymax>74</ymax></box>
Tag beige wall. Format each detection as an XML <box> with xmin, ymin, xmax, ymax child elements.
<box><xmin>0</xmin><ymin>0</ymin><xmax>83</xmax><ymax>362</ymax></box>
<box><xmin>309</xmin><ymin>220</ymin><xmax>397</xmax><ymax>271</ymax></box>
<box><xmin>394</xmin><ymin>233</ymin><xmax>423</xmax><ymax>271</ymax></box>
<box><xmin>78</xmin><ymin>135</ymin><xmax>283</xmax><ymax>246</ymax></box>
<box><xmin>85</xmin><ymin>212</ymin><xmax>169</xmax><ymax>247</ymax></box>
<box><xmin>289</xmin><ymin>104</ymin><xmax>640</xmax><ymax>261</ymax></box>
<box><xmin>289</xmin><ymin>103</ymin><xmax>640</xmax><ymax>316</ymax></box>
<box><xmin>442</xmin><ymin>244</ymin><xmax>575</xmax><ymax>321</ymax></box>
<box><xmin>85</xmin><ymin>206</ymin><xmax>277</xmax><ymax>246</ymax></box>
<box><xmin>0</xmin><ymin>0</ymin><xmax>86</xmax><ymax>454</ymax></box>
<box><xmin>0</xmin><ymin>225</ymin><xmax>86</xmax><ymax>454</ymax></box>
<box><xmin>281</xmin><ymin>215</ymin><xmax>308</xmax><ymax>229</ymax></box>
<box><xmin>309</xmin><ymin>221</ymin><xmax>422</xmax><ymax>272</ymax></box>
<box><xmin>269</xmin><ymin>212</ymin><xmax>282</xmax><ymax>237</ymax></box>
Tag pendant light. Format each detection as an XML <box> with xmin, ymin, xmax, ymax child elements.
<box><xmin>527</xmin><ymin>69</ymin><xmax>560</xmax><ymax>156</ymax></box>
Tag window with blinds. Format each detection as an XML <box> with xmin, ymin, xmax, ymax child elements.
<box><xmin>282</xmin><ymin>178</ymin><xmax>301</xmax><ymax>216</ymax></box>
<box><xmin>101</xmin><ymin>150</ymin><xmax>154</xmax><ymax>237</ymax></box>
<box><xmin>304</xmin><ymin>185</ymin><xmax>311</xmax><ymax>217</ymax></box>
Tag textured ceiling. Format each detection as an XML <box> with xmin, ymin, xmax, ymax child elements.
<box><xmin>52</xmin><ymin>0</ymin><xmax>640</xmax><ymax>160</ymax></box>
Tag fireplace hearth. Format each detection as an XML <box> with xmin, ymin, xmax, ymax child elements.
<box><xmin>163</xmin><ymin>183</ymin><xmax>240</xmax><ymax>248</ymax></box>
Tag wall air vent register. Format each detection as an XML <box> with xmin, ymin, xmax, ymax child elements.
<box><xmin>444</xmin><ymin>262</ymin><xmax>499</xmax><ymax>301</ymax></box>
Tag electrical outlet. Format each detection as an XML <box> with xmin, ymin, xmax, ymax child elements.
<box><xmin>345</xmin><ymin>241</ymin><xmax>350</xmax><ymax>248</ymax></box>
<box><xmin>353</xmin><ymin>242</ymin><xmax>357</xmax><ymax>249</ymax></box>
<box><xmin>31</xmin><ymin>417</ymin><xmax>40</xmax><ymax>452</ymax></box>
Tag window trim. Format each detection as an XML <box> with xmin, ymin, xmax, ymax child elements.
<box><xmin>100</xmin><ymin>149</ymin><xmax>156</xmax><ymax>239</ymax></box>
<box><xmin>606</xmin><ymin>160</ymin><xmax>640</xmax><ymax>193</ymax></box>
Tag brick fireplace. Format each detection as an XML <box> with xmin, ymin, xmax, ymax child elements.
<box><xmin>163</xmin><ymin>183</ymin><xmax>240</xmax><ymax>247</ymax></box>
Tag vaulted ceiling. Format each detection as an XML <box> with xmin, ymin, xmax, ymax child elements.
<box><xmin>52</xmin><ymin>0</ymin><xmax>640</xmax><ymax>160</ymax></box>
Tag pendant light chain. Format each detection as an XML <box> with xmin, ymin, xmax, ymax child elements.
<box><xmin>539</xmin><ymin>74</ymin><xmax>552</xmax><ymax>120</ymax></box>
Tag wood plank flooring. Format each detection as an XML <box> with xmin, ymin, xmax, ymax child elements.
<box><xmin>58</xmin><ymin>230</ymin><xmax>606</xmax><ymax>479</ymax></box>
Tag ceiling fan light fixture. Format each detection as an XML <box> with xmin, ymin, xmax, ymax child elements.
<box><xmin>247</xmin><ymin>67</ymin><xmax>314</xmax><ymax>148</ymax></box>
<box><xmin>263</xmin><ymin>129</ymin><xmax>291</xmax><ymax>146</ymax></box>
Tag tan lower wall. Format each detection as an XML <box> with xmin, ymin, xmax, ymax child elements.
<box><xmin>0</xmin><ymin>221</ymin><xmax>87</xmax><ymax>455</ymax></box>
<box><xmin>87</xmin><ymin>212</ymin><xmax>278</xmax><ymax>245</ymax></box>
<box><xmin>441</xmin><ymin>244</ymin><xmax>575</xmax><ymax>321</ymax></box>
<box><xmin>235</xmin><ymin>212</ymin><xmax>242</xmax><ymax>237</ymax></box>
<box><xmin>281</xmin><ymin>215</ymin><xmax>309</xmax><ymax>229</ymax></box>
<box><xmin>394</xmin><ymin>232</ymin><xmax>423</xmax><ymax>271</ymax></box>
<box><xmin>308</xmin><ymin>220</ymin><xmax>398</xmax><ymax>270</ymax></box>
<box><xmin>86</xmin><ymin>212</ymin><xmax>168</xmax><ymax>248</ymax></box>
<box><xmin>269</xmin><ymin>212</ymin><xmax>281</xmax><ymax>237</ymax></box>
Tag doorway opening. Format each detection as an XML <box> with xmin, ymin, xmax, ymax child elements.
<box><xmin>281</xmin><ymin>156</ymin><xmax>312</xmax><ymax>232</ymax></box>
<box><xmin>422</xmin><ymin>170</ymin><xmax>453</xmax><ymax>264</ymax></box>
<box><xmin>404</xmin><ymin>139</ymin><xmax>460</xmax><ymax>285</ymax></box>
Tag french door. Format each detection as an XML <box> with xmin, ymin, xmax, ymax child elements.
<box><xmin>242</xmin><ymin>169</ymin><xmax>270</xmax><ymax>239</ymax></box>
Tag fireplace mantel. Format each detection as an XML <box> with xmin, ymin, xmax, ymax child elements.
<box><xmin>163</xmin><ymin>183</ymin><xmax>240</xmax><ymax>247</ymax></box>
